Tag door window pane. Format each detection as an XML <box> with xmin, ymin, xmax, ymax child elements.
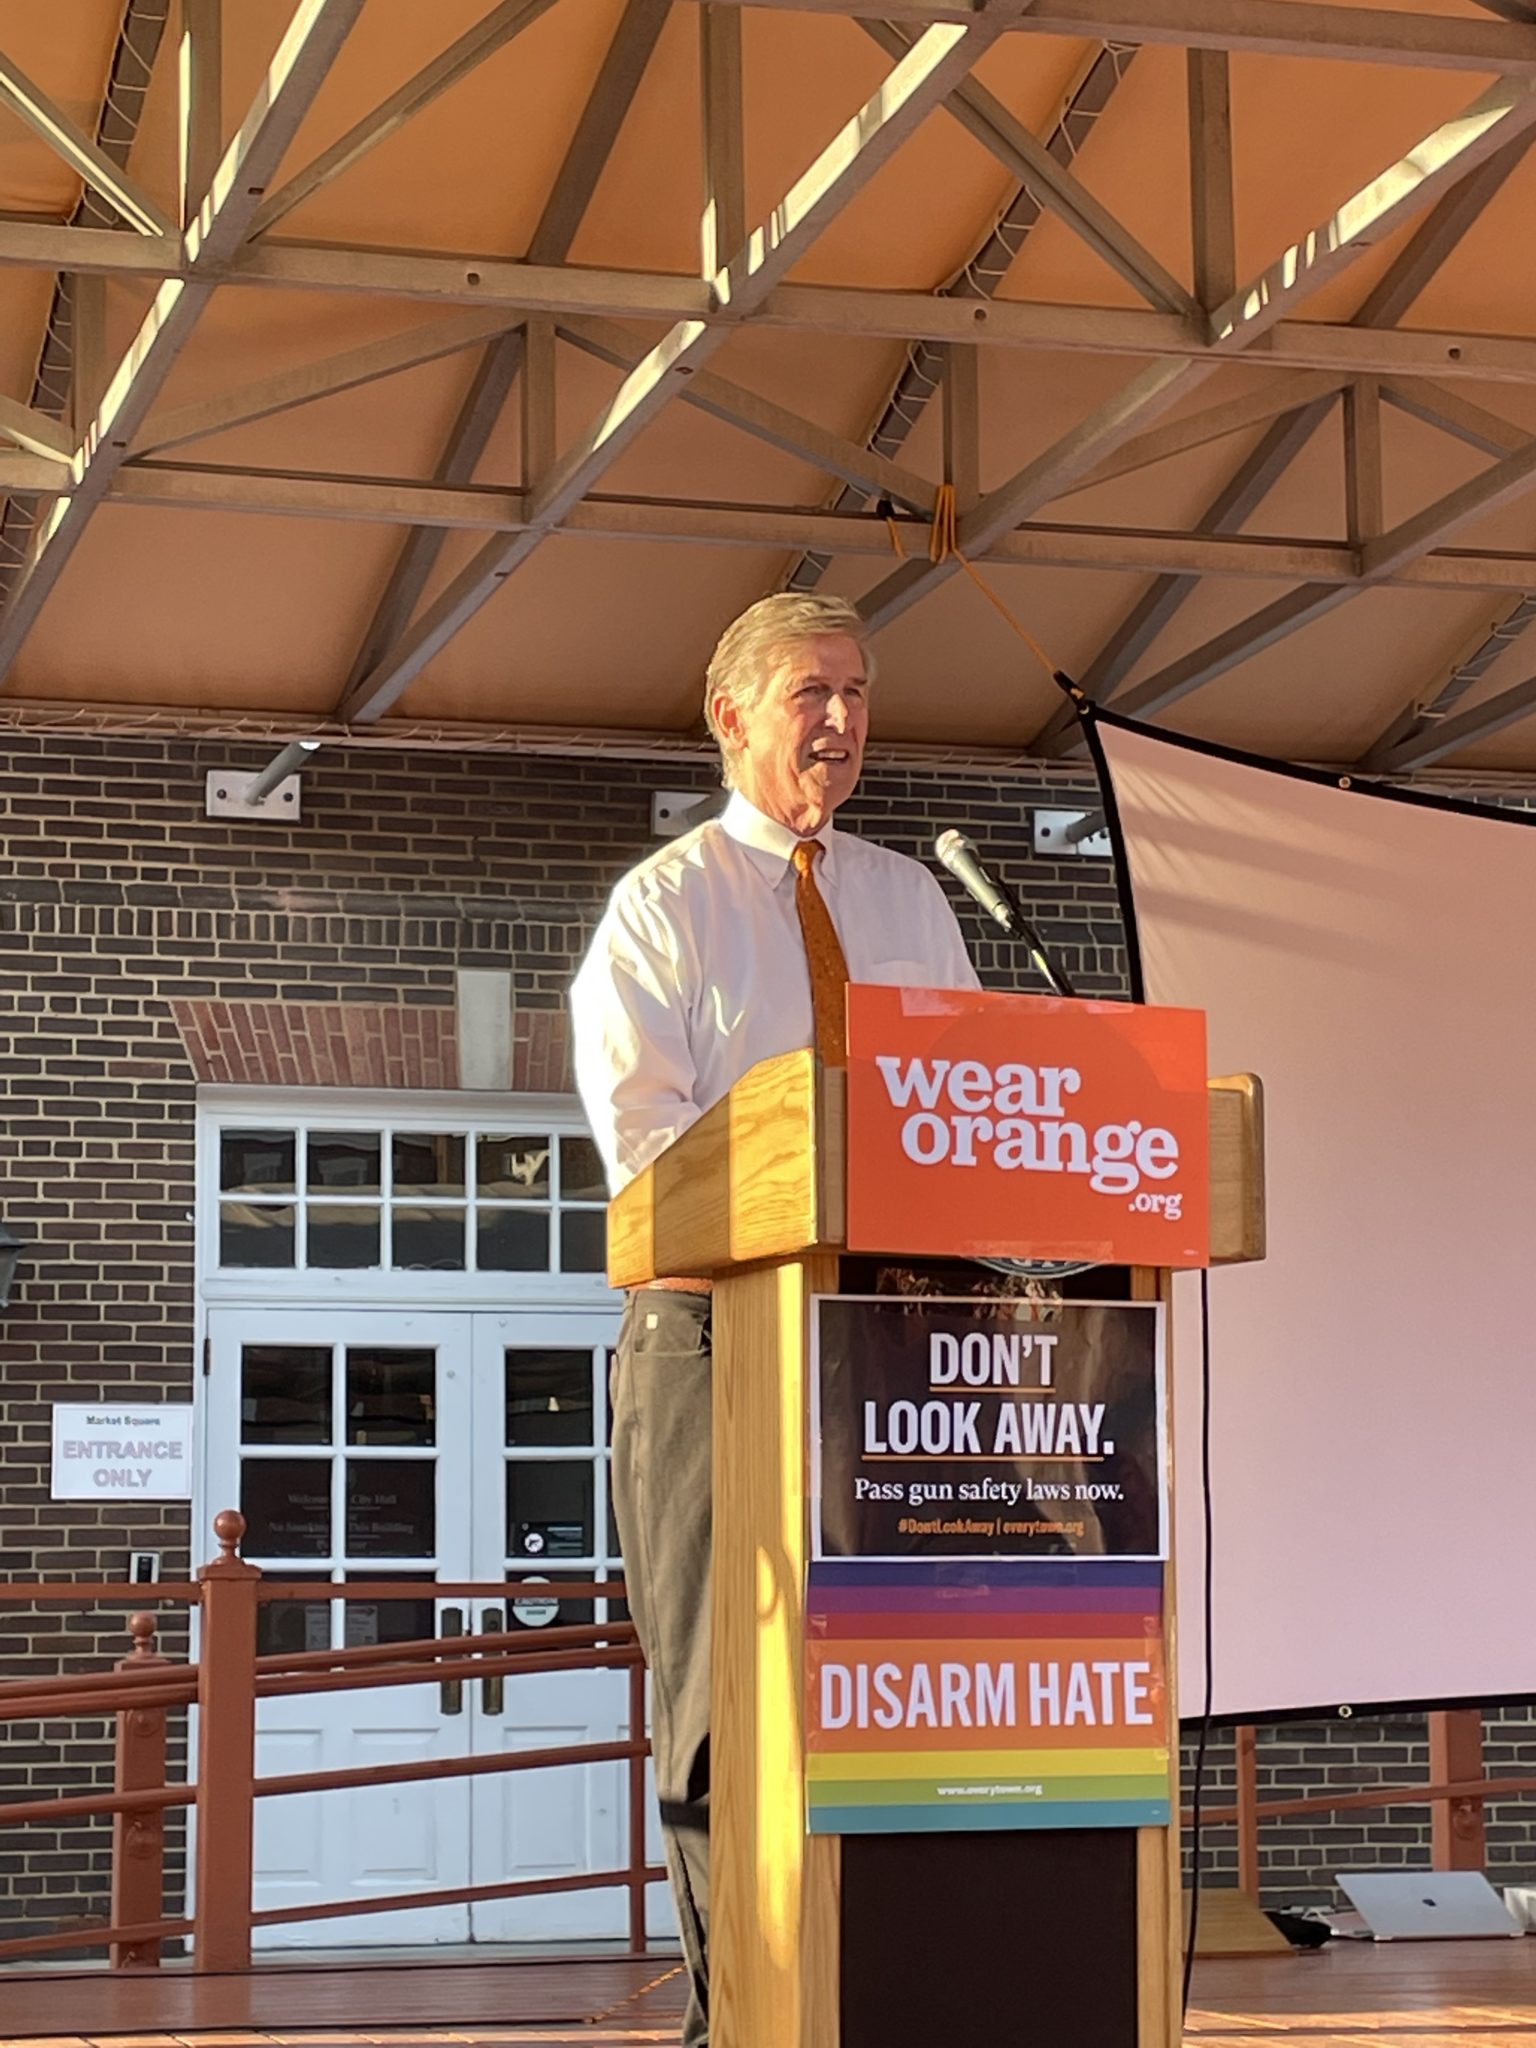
<box><xmin>559</xmin><ymin>1136</ymin><xmax>607</xmax><ymax>1203</ymax></box>
<box><xmin>343</xmin><ymin>1570</ymin><xmax>434</xmax><ymax>1647</ymax></box>
<box><xmin>220</xmin><ymin>1129</ymin><xmax>295</xmax><ymax>1193</ymax></box>
<box><xmin>504</xmin><ymin>1350</ymin><xmax>592</xmax><ymax>1447</ymax></box>
<box><xmin>306</xmin><ymin>1205</ymin><xmax>380</xmax><ymax>1269</ymax></box>
<box><xmin>559</xmin><ymin>1210</ymin><xmax>606</xmax><ymax>1273</ymax></box>
<box><xmin>220</xmin><ymin>1204</ymin><xmax>295</xmax><ymax>1268</ymax></box>
<box><xmin>506</xmin><ymin>1570</ymin><xmax>588</xmax><ymax>1633</ymax></box>
<box><xmin>392</xmin><ymin>1133</ymin><xmax>465</xmax><ymax>1197</ymax></box>
<box><xmin>507</xmin><ymin>1462</ymin><xmax>593</xmax><ymax>1559</ymax></box>
<box><xmin>242</xmin><ymin>1460</ymin><xmax>332</xmax><ymax>1558</ymax></box>
<box><xmin>478</xmin><ymin>1209</ymin><xmax>549</xmax><ymax>1272</ymax></box>
<box><xmin>346</xmin><ymin>1458</ymin><xmax>435</xmax><ymax>1557</ymax></box>
<box><xmin>347</xmin><ymin>1347</ymin><xmax>436</xmax><ymax>1445</ymax></box>
<box><xmin>242</xmin><ymin>1345</ymin><xmax>332</xmax><ymax>1444</ymax></box>
<box><xmin>308</xmin><ymin>1131</ymin><xmax>381</xmax><ymax>1192</ymax></box>
<box><xmin>393</xmin><ymin>1206</ymin><xmax>466</xmax><ymax>1271</ymax></box>
<box><xmin>477</xmin><ymin>1134</ymin><xmax>550</xmax><ymax>1200</ymax></box>
<box><xmin>257</xmin><ymin>1574</ymin><xmax>333</xmax><ymax>1657</ymax></box>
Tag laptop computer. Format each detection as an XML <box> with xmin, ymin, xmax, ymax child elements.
<box><xmin>1336</xmin><ymin>1869</ymin><xmax>1524</xmax><ymax>1941</ymax></box>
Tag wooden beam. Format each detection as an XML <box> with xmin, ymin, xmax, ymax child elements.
<box><xmin>1034</xmin><ymin>397</ymin><xmax>1336</xmax><ymax>752</ymax></box>
<box><xmin>0</xmin><ymin>48</ymin><xmax>177</xmax><ymax>236</ymax></box>
<box><xmin>1053</xmin><ymin>370</ymin><xmax>1346</xmax><ymax>497</ymax></box>
<box><xmin>780</xmin><ymin>42</ymin><xmax>1138</xmax><ymax>598</ymax></box>
<box><xmin>521</xmin><ymin>316</ymin><xmax>556</xmax><ymax>487</ymax></box>
<box><xmin>700</xmin><ymin>4</ymin><xmax>745</xmax><ymax>279</ymax></box>
<box><xmin>336</xmin><ymin>0</ymin><xmax>671</xmax><ymax>703</ymax></box>
<box><xmin>1380</xmin><ymin>378</ymin><xmax>1528</xmax><ymax>458</ymax></box>
<box><xmin>859</xmin><ymin>357</ymin><xmax>1213</xmax><ymax>631</ymax></box>
<box><xmin>1209</xmin><ymin>76</ymin><xmax>1536</xmax><ymax>349</ymax></box>
<box><xmin>132</xmin><ymin>309</ymin><xmax>524</xmax><ymax>456</ymax></box>
<box><xmin>0</xmin><ymin>0</ymin><xmax>367</xmax><ymax>685</ymax></box>
<box><xmin>0</xmin><ymin>220</ymin><xmax>180</xmax><ymax>275</ymax></box>
<box><xmin>710</xmin><ymin>0</ymin><xmax>1536</xmax><ymax>73</ymax></box>
<box><xmin>1362</xmin><ymin>437</ymin><xmax>1536</xmax><ymax>580</ymax></box>
<box><xmin>114</xmin><ymin>463</ymin><xmax>526</xmax><ymax>527</ymax></box>
<box><xmin>0</xmin><ymin>394</ymin><xmax>73</xmax><ymax>462</ymax></box>
<box><xmin>1077</xmin><ymin>436</ymin><xmax>1536</xmax><ymax>729</ymax></box>
<box><xmin>70</xmin><ymin>274</ymin><xmax>108</xmax><ymax>442</ymax></box>
<box><xmin>1041</xmin><ymin>88</ymin><xmax>1535</xmax><ymax>754</ymax></box>
<box><xmin>178</xmin><ymin>0</ymin><xmax>223</xmax><ymax>230</ymax></box>
<box><xmin>89</xmin><ymin>462</ymin><xmax>1536</xmax><ymax>591</ymax></box>
<box><xmin>1352</xmin><ymin>130</ymin><xmax>1536</xmax><ymax>328</ymax></box>
<box><xmin>532</xmin><ymin>0</ymin><xmax>672</xmax><ymax>260</ymax></box>
<box><xmin>14</xmin><ymin>216</ymin><xmax>1536</xmax><ymax>390</ymax></box>
<box><xmin>1358</xmin><ymin>592</ymin><xmax>1536</xmax><ymax>766</ymax></box>
<box><xmin>943</xmin><ymin>344</ymin><xmax>980</xmax><ymax>513</ymax></box>
<box><xmin>1344</xmin><ymin>377</ymin><xmax>1383</xmax><ymax>544</ymax></box>
<box><xmin>1089</xmin><ymin>584</ymin><xmax>1358</xmax><ymax>728</ymax></box>
<box><xmin>1371</xmin><ymin>659</ymin><xmax>1536</xmax><ymax>768</ymax></box>
<box><xmin>337</xmin><ymin>13</ymin><xmax>1017</xmax><ymax>723</ymax></box>
<box><xmin>219</xmin><ymin>243</ymin><xmax>1536</xmax><ymax>385</ymax></box>
<box><xmin>0</xmin><ymin>454</ymin><xmax>71</xmax><ymax>493</ymax></box>
<box><xmin>863</xmin><ymin>19</ymin><xmax>1196</xmax><ymax>316</ymax></box>
<box><xmin>558</xmin><ymin>313</ymin><xmax>938</xmax><ymax>510</ymax></box>
<box><xmin>249</xmin><ymin>0</ymin><xmax>562</xmax><ymax>237</ymax></box>
<box><xmin>1187</xmin><ymin>48</ymin><xmax>1235</xmax><ymax>312</ymax></box>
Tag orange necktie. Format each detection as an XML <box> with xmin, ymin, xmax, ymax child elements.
<box><xmin>792</xmin><ymin>838</ymin><xmax>850</xmax><ymax>1068</ymax></box>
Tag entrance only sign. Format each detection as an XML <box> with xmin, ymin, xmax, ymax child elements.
<box><xmin>51</xmin><ymin>1404</ymin><xmax>194</xmax><ymax>1501</ymax></box>
<box><xmin>845</xmin><ymin>985</ymin><xmax>1210</xmax><ymax>1267</ymax></box>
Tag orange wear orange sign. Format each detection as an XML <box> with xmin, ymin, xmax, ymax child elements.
<box><xmin>844</xmin><ymin>986</ymin><xmax>1209</xmax><ymax>1268</ymax></box>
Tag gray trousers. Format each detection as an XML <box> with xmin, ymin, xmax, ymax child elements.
<box><xmin>610</xmin><ymin>1287</ymin><xmax>712</xmax><ymax>2048</ymax></box>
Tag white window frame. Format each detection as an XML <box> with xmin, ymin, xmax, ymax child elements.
<box><xmin>196</xmin><ymin>1086</ymin><xmax>621</xmax><ymax>1312</ymax></box>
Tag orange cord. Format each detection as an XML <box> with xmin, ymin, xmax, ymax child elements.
<box><xmin>897</xmin><ymin>481</ymin><xmax>1062</xmax><ymax>688</ymax></box>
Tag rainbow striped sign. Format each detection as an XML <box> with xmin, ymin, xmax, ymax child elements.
<box><xmin>805</xmin><ymin>1560</ymin><xmax>1171</xmax><ymax>1834</ymax></box>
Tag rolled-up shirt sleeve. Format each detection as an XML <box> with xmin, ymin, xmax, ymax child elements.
<box><xmin>571</xmin><ymin>887</ymin><xmax>703</xmax><ymax>1193</ymax></box>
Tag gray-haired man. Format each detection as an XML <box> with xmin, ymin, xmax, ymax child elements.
<box><xmin>571</xmin><ymin>593</ymin><xmax>978</xmax><ymax>2046</ymax></box>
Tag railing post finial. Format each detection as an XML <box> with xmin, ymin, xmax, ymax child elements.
<box><xmin>212</xmin><ymin>1508</ymin><xmax>246</xmax><ymax>1562</ymax></box>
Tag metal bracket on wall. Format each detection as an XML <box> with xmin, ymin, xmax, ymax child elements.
<box><xmin>205</xmin><ymin>768</ymin><xmax>304</xmax><ymax>820</ymax></box>
<box><xmin>1033</xmin><ymin>807</ymin><xmax>1111</xmax><ymax>858</ymax></box>
<box><xmin>651</xmin><ymin>788</ymin><xmax>727</xmax><ymax>838</ymax></box>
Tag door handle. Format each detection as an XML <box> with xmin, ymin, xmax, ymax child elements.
<box><xmin>440</xmin><ymin>1606</ymin><xmax>464</xmax><ymax>1715</ymax></box>
<box><xmin>480</xmin><ymin>1606</ymin><xmax>505</xmax><ymax>1717</ymax></box>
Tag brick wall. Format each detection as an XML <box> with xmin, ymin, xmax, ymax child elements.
<box><xmin>1</xmin><ymin>730</ymin><xmax>1531</xmax><ymax>1945</ymax></box>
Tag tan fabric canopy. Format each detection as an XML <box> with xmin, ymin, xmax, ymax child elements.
<box><xmin>4</xmin><ymin>0</ymin><xmax>1536</xmax><ymax>781</ymax></box>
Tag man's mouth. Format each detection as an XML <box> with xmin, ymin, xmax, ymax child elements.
<box><xmin>808</xmin><ymin>745</ymin><xmax>852</xmax><ymax>766</ymax></box>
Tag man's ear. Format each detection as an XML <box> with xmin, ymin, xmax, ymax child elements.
<box><xmin>711</xmin><ymin>690</ymin><xmax>744</xmax><ymax>754</ymax></box>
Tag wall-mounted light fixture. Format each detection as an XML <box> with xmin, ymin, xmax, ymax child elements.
<box><xmin>0</xmin><ymin>1222</ymin><xmax>28</xmax><ymax>1309</ymax></box>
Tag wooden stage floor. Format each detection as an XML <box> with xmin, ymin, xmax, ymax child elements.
<box><xmin>2</xmin><ymin>1936</ymin><xmax>1532</xmax><ymax>2047</ymax></box>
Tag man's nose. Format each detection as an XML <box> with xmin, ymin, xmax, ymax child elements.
<box><xmin>826</xmin><ymin>695</ymin><xmax>851</xmax><ymax>732</ymax></box>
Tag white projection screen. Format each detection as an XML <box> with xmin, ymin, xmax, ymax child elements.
<box><xmin>1095</xmin><ymin>717</ymin><xmax>1536</xmax><ymax>1721</ymax></box>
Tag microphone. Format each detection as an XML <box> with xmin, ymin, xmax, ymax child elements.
<box><xmin>934</xmin><ymin>829</ymin><xmax>1076</xmax><ymax>998</ymax></box>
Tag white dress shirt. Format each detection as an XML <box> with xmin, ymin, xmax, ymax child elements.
<box><xmin>571</xmin><ymin>790</ymin><xmax>981</xmax><ymax>1191</ymax></box>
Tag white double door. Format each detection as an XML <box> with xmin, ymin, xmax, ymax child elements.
<box><xmin>204</xmin><ymin>1305</ymin><xmax>666</xmax><ymax>1946</ymax></box>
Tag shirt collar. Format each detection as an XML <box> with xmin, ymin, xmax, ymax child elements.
<box><xmin>720</xmin><ymin>790</ymin><xmax>838</xmax><ymax>884</ymax></box>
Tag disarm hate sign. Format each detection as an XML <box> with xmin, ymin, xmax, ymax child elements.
<box><xmin>51</xmin><ymin>1406</ymin><xmax>194</xmax><ymax>1500</ymax></box>
<box><xmin>806</xmin><ymin>1296</ymin><xmax>1172</xmax><ymax>1835</ymax></box>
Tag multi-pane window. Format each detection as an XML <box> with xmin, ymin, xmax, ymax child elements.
<box><xmin>240</xmin><ymin>1336</ymin><xmax>624</xmax><ymax>1653</ymax></box>
<box><xmin>242</xmin><ymin>1339</ymin><xmax>441</xmax><ymax>1656</ymax></box>
<box><xmin>217</xmin><ymin>1125</ymin><xmax>608</xmax><ymax>1275</ymax></box>
<box><xmin>501</xmin><ymin>1343</ymin><xmax>626</xmax><ymax>1631</ymax></box>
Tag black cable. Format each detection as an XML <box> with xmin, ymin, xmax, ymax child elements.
<box><xmin>1181</xmin><ymin>1265</ymin><xmax>1216</xmax><ymax>2015</ymax></box>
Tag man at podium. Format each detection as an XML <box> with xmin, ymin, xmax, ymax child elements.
<box><xmin>571</xmin><ymin>591</ymin><xmax>980</xmax><ymax>2046</ymax></box>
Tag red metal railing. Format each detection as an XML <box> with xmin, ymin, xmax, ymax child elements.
<box><xmin>0</xmin><ymin>1509</ymin><xmax>661</xmax><ymax>1969</ymax></box>
<box><xmin>1182</xmin><ymin>1709</ymin><xmax>1535</xmax><ymax>1897</ymax></box>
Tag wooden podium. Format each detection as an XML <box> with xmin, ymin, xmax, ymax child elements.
<box><xmin>609</xmin><ymin>1046</ymin><xmax>1264</xmax><ymax>2048</ymax></box>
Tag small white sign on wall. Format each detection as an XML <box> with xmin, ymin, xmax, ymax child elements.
<box><xmin>51</xmin><ymin>1405</ymin><xmax>195</xmax><ymax>1501</ymax></box>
